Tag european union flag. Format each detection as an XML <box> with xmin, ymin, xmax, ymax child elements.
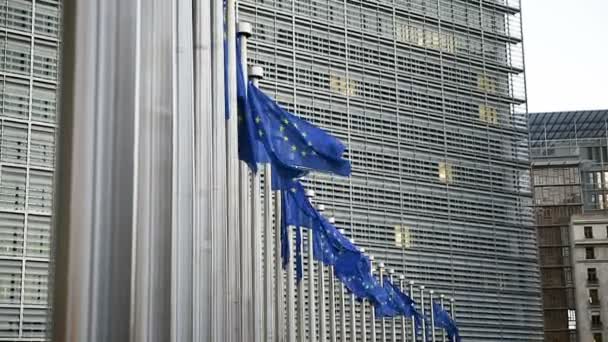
<box><xmin>433</xmin><ymin>301</ymin><xmax>461</xmax><ymax>342</ymax></box>
<box><xmin>247</xmin><ymin>83</ymin><xmax>351</xmax><ymax>189</ymax></box>
<box><xmin>280</xmin><ymin>180</ymin><xmax>317</xmax><ymax>278</ymax></box>
<box><xmin>373</xmin><ymin>276</ymin><xmax>400</xmax><ymax>318</ymax></box>
<box><xmin>384</xmin><ymin>277</ymin><xmax>422</xmax><ymax>318</ymax></box>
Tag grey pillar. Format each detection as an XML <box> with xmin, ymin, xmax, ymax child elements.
<box><xmin>52</xmin><ymin>0</ymin><xmax>226</xmax><ymax>341</ymax></box>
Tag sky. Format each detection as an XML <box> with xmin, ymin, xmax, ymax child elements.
<box><xmin>522</xmin><ymin>0</ymin><xmax>608</xmax><ymax>113</ymax></box>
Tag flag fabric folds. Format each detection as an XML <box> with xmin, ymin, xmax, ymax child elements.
<box><xmin>245</xmin><ymin>83</ymin><xmax>351</xmax><ymax>188</ymax></box>
<box><xmin>433</xmin><ymin>301</ymin><xmax>461</xmax><ymax>342</ymax></box>
<box><xmin>382</xmin><ymin>276</ymin><xmax>423</xmax><ymax>323</ymax></box>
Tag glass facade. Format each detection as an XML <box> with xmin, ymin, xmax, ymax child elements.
<box><xmin>239</xmin><ymin>0</ymin><xmax>541</xmax><ymax>340</ymax></box>
<box><xmin>0</xmin><ymin>0</ymin><xmax>60</xmax><ymax>339</ymax></box>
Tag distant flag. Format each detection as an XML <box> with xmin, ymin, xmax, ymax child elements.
<box><xmin>384</xmin><ymin>277</ymin><xmax>423</xmax><ymax>322</ymax></box>
<box><xmin>370</xmin><ymin>275</ymin><xmax>398</xmax><ymax>318</ymax></box>
<box><xmin>433</xmin><ymin>301</ymin><xmax>461</xmax><ymax>342</ymax></box>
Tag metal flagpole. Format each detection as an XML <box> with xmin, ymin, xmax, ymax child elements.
<box><xmin>251</xmin><ymin>63</ymin><xmax>269</xmax><ymax>342</ymax></box>
<box><xmin>287</xmin><ymin>225</ymin><xmax>296</xmax><ymax>342</ymax></box>
<box><xmin>329</xmin><ymin>217</ymin><xmax>337</xmax><ymax>342</ymax></box>
<box><xmin>349</xmin><ymin>239</ymin><xmax>358</xmax><ymax>342</ymax></box>
<box><xmin>420</xmin><ymin>286</ymin><xmax>426</xmax><ymax>342</ymax></box>
<box><xmin>275</xmin><ymin>190</ymin><xmax>285</xmax><ymax>342</ymax></box>
<box><xmin>297</xmin><ymin>225</ymin><xmax>306</xmax><ymax>342</ymax></box>
<box><xmin>307</xmin><ymin>226</ymin><xmax>317</xmax><ymax>342</ymax></box>
<box><xmin>389</xmin><ymin>270</ymin><xmax>396</xmax><ymax>342</ymax></box>
<box><xmin>360</xmin><ymin>249</ymin><xmax>367</xmax><ymax>342</ymax></box>
<box><xmin>429</xmin><ymin>290</ymin><xmax>436</xmax><ymax>342</ymax></box>
<box><xmin>379</xmin><ymin>263</ymin><xmax>386</xmax><ymax>342</ymax></box>
<box><xmin>399</xmin><ymin>276</ymin><xmax>407</xmax><ymax>342</ymax></box>
<box><xmin>339</xmin><ymin>277</ymin><xmax>346</xmax><ymax>342</ymax></box>
<box><xmin>369</xmin><ymin>256</ymin><xmax>377</xmax><ymax>342</ymax></box>
<box><xmin>450</xmin><ymin>298</ymin><xmax>456</xmax><ymax>320</ymax></box>
<box><xmin>440</xmin><ymin>295</ymin><xmax>446</xmax><ymax>342</ymax></box>
<box><xmin>226</xmin><ymin>0</ymin><xmax>242</xmax><ymax>339</ymax></box>
<box><xmin>409</xmin><ymin>281</ymin><xmax>415</xmax><ymax>342</ymax></box>
<box><xmin>238</xmin><ymin>22</ymin><xmax>257</xmax><ymax>342</ymax></box>
<box><xmin>306</xmin><ymin>196</ymin><xmax>319</xmax><ymax>342</ymax></box>
<box><xmin>318</xmin><ymin>205</ymin><xmax>327</xmax><ymax>342</ymax></box>
<box><xmin>250</xmin><ymin>65</ymin><xmax>274</xmax><ymax>342</ymax></box>
<box><xmin>339</xmin><ymin>230</ymin><xmax>348</xmax><ymax>342</ymax></box>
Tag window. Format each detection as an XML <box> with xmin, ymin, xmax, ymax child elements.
<box><xmin>394</xmin><ymin>225</ymin><xmax>411</xmax><ymax>249</ymax></box>
<box><xmin>329</xmin><ymin>75</ymin><xmax>358</xmax><ymax>97</ymax></box>
<box><xmin>587</xmin><ymin>247</ymin><xmax>596</xmax><ymax>260</ymax></box>
<box><xmin>590</xmin><ymin>289</ymin><xmax>600</xmax><ymax>305</ymax></box>
<box><xmin>594</xmin><ymin>333</ymin><xmax>602</xmax><ymax>342</ymax></box>
<box><xmin>568</xmin><ymin>309</ymin><xmax>576</xmax><ymax>330</ymax></box>
<box><xmin>589</xmin><ymin>268</ymin><xmax>598</xmax><ymax>282</ymax></box>
<box><xmin>479</xmin><ymin>104</ymin><xmax>498</xmax><ymax>124</ymax></box>
<box><xmin>438</xmin><ymin>162</ymin><xmax>453</xmax><ymax>184</ymax></box>
<box><xmin>592</xmin><ymin>314</ymin><xmax>602</xmax><ymax>327</ymax></box>
<box><xmin>585</xmin><ymin>226</ymin><xmax>594</xmax><ymax>239</ymax></box>
<box><xmin>606</xmin><ymin>225</ymin><xmax>608</xmax><ymax>238</ymax></box>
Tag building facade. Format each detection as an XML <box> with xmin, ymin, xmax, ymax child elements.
<box><xmin>239</xmin><ymin>0</ymin><xmax>541</xmax><ymax>340</ymax></box>
<box><xmin>0</xmin><ymin>0</ymin><xmax>60</xmax><ymax>340</ymax></box>
<box><xmin>530</xmin><ymin>110</ymin><xmax>608</xmax><ymax>341</ymax></box>
<box><xmin>570</xmin><ymin>214</ymin><xmax>608</xmax><ymax>342</ymax></box>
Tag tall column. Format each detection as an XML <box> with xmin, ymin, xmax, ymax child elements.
<box><xmin>225</xmin><ymin>0</ymin><xmax>242</xmax><ymax>338</ymax></box>
<box><xmin>52</xmin><ymin>0</ymin><xmax>218</xmax><ymax>341</ymax></box>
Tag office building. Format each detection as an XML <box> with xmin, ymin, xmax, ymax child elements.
<box><xmin>0</xmin><ymin>0</ymin><xmax>60</xmax><ymax>340</ymax></box>
<box><xmin>238</xmin><ymin>0</ymin><xmax>541</xmax><ymax>340</ymax></box>
<box><xmin>530</xmin><ymin>109</ymin><xmax>608</xmax><ymax>342</ymax></box>
<box><xmin>570</xmin><ymin>214</ymin><xmax>608</xmax><ymax>342</ymax></box>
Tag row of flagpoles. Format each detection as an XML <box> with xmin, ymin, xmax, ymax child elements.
<box><xmin>224</xmin><ymin>10</ymin><xmax>461</xmax><ymax>341</ymax></box>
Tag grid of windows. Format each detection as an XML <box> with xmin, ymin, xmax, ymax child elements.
<box><xmin>239</xmin><ymin>0</ymin><xmax>540</xmax><ymax>340</ymax></box>
<box><xmin>0</xmin><ymin>0</ymin><xmax>59</xmax><ymax>339</ymax></box>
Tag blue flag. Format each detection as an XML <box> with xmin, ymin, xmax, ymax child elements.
<box><xmin>246</xmin><ymin>83</ymin><xmax>351</xmax><ymax>188</ymax></box>
<box><xmin>373</xmin><ymin>276</ymin><xmax>400</xmax><ymax>318</ymax></box>
<box><xmin>384</xmin><ymin>277</ymin><xmax>423</xmax><ymax>320</ymax></box>
<box><xmin>433</xmin><ymin>301</ymin><xmax>461</xmax><ymax>342</ymax></box>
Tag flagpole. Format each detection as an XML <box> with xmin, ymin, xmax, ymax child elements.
<box><xmin>338</xmin><ymin>230</ymin><xmax>348</xmax><ymax>342</ymax></box>
<box><xmin>249</xmin><ymin>65</ymin><xmax>274</xmax><ymax>342</ymax></box>
<box><xmin>318</xmin><ymin>205</ymin><xmax>328</xmax><ymax>342</ymax></box>
<box><xmin>287</xmin><ymin>224</ymin><xmax>296</xmax><ymax>342</ymax></box>
<box><xmin>450</xmin><ymin>298</ymin><xmax>456</xmax><ymax>320</ymax></box>
<box><xmin>238</xmin><ymin>21</ymin><xmax>256</xmax><ymax>342</ymax></box>
<box><xmin>360</xmin><ymin>249</ymin><xmax>368</xmax><ymax>342</ymax></box>
<box><xmin>274</xmin><ymin>190</ymin><xmax>285</xmax><ymax>342</ymax></box>
<box><xmin>389</xmin><ymin>269</ymin><xmax>396</xmax><ymax>342</ymax></box>
<box><xmin>298</xmin><ymin>190</ymin><xmax>316</xmax><ymax>342</ymax></box>
<box><xmin>440</xmin><ymin>295</ymin><xmax>446</xmax><ymax>342</ymax></box>
<box><xmin>306</xmin><ymin>197</ymin><xmax>319</xmax><ymax>342</ymax></box>
<box><xmin>226</xmin><ymin>0</ymin><xmax>241</xmax><ymax>339</ymax></box>
<box><xmin>369</xmin><ymin>256</ymin><xmax>377</xmax><ymax>342</ymax></box>
<box><xmin>329</xmin><ymin>217</ymin><xmax>337</xmax><ymax>342</ymax></box>
<box><xmin>399</xmin><ymin>275</ymin><xmax>407</xmax><ymax>342</ymax></box>
<box><xmin>420</xmin><ymin>286</ymin><xmax>426</xmax><ymax>342</ymax></box>
<box><xmin>379</xmin><ymin>263</ymin><xmax>387</xmax><ymax>342</ymax></box>
<box><xmin>297</xmin><ymin>226</ymin><xmax>305</xmax><ymax>342</ymax></box>
<box><xmin>349</xmin><ymin>239</ymin><xmax>358</xmax><ymax>342</ymax></box>
<box><xmin>409</xmin><ymin>281</ymin><xmax>415</xmax><ymax>342</ymax></box>
<box><xmin>430</xmin><ymin>290</ymin><xmax>436</xmax><ymax>342</ymax></box>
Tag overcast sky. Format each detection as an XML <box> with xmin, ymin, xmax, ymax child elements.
<box><xmin>522</xmin><ymin>0</ymin><xmax>608</xmax><ymax>113</ymax></box>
